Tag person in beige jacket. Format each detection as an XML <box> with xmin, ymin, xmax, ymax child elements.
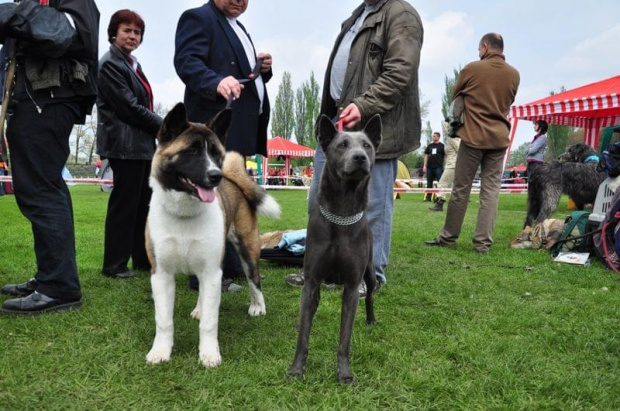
<box><xmin>426</xmin><ymin>32</ymin><xmax>520</xmax><ymax>253</ymax></box>
<box><xmin>429</xmin><ymin>135</ymin><xmax>461</xmax><ymax>211</ymax></box>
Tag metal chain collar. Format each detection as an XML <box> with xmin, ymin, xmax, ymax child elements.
<box><xmin>319</xmin><ymin>205</ymin><xmax>364</xmax><ymax>226</ymax></box>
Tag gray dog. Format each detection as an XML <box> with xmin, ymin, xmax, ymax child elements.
<box><xmin>288</xmin><ymin>114</ymin><xmax>382</xmax><ymax>384</ymax></box>
<box><xmin>524</xmin><ymin>143</ymin><xmax>606</xmax><ymax>227</ymax></box>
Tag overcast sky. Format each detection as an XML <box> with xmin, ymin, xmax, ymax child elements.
<box><xmin>95</xmin><ymin>0</ymin><xmax>620</xmax><ymax>148</ymax></box>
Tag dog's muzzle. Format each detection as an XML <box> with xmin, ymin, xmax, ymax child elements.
<box><xmin>179</xmin><ymin>171</ymin><xmax>221</xmax><ymax>203</ymax></box>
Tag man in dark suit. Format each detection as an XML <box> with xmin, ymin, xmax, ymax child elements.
<box><xmin>174</xmin><ymin>0</ymin><xmax>272</xmax><ymax>156</ymax></box>
<box><xmin>174</xmin><ymin>0</ymin><xmax>272</xmax><ymax>291</ymax></box>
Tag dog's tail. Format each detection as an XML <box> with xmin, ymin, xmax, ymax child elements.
<box><xmin>222</xmin><ymin>152</ymin><xmax>281</xmax><ymax>219</ymax></box>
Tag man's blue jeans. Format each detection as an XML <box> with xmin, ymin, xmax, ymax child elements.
<box><xmin>308</xmin><ymin>144</ymin><xmax>397</xmax><ymax>283</ymax></box>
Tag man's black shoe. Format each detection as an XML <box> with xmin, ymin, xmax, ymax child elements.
<box><xmin>424</xmin><ymin>239</ymin><xmax>455</xmax><ymax>248</ymax></box>
<box><xmin>0</xmin><ymin>278</ymin><xmax>38</xmax><ymax>297</ymax></box>
<box><xmin>103</xmin><ymin>270</ymin><xmax>136</xmax><ymax>279</ymax></box>
<box><xmin>1</xmin><ymin>291</ymin><xmax>82</xmax><ymax>315</ymax></box>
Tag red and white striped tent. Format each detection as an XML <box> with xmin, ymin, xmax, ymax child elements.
<box><xmin>262</xmin><ymin>137</ymin><xmax>315</xmax><ymax>184</ymax></box>
<box><xmin>267</xmin><ymin>137</ymin><xmax>315</xmax><ymax>157</ymax></box>
<box><xmin>508</xmin><ymin>75</ymin><xmax>620</xmax><ymax>149</ymax></box>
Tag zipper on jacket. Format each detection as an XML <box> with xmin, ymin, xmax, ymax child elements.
<box><xmin>24</xmin><ymin>81</ymin><xmax>43</xmax><ymax>114</ymax></box>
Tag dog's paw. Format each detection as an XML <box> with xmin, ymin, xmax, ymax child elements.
<box><xmin>146</xmin><ymin>345</ymin><xmax>172</xmax><ymax>364</ymax></box>
<box><xmin>287</xmin><ymin>366</ymin><xmax>304</xmax><ymax>380</ymax></box>
<box><xmin>199</xmin><ymin>345</ymin><xmax>222</xmax><ymax>368</ymax></box>
<box><xmin>248</xmin><ymin>302</ymin><xmax>266</xmax><ymax>317</ymax></box>
<box><xmin>338</xmin><ymin>373</ymin><xmax>357</xmax><ymax>385</ymax></box>
<box><xmin>190</xmin><ymin>306</ymin><xmax>201</xmax><ymax>320</ymax></box>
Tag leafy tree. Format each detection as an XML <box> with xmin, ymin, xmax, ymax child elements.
<box><xmin>419</xmin><ymin>120</ymin><xmax>433</xmax><ymax>154</ymax></box>
<box><xmin>569</xmin><ymin>128</ymin><xmax>584</xmax><ymax>146</ymax></box>
<box><xmin>544</xmin><ymin>87</ymin><xmax>572</xmax><ymax>161</ymax></box>
<box><xmin>547</xmin><ymin>123</ymin><xmax>572</xmax><ymax>161</ymax></box>
<box><xmin>293</xmin><ymin>87</ymin><xmax>306</xmax><ymax>145</ymax></box>
<box><xmin>271</xmin><ymin>71</ymin><xmax>294</xmax><ymax>139</ymax></box>
<box><xmin>400</xmin><ymin>151</ymin><xmax>424</xmax><ymax>171</ymax></box>
<box><xmin>302</xmin><ymin>72</ymin><xmax>320</xmax><ymax>148</ymax></box>
<box><xmin>290</xmin><ymin>72</ymin><xmax>321</xmax><ymax>148</ymax></box>
<box><xmin>441</xmin><ymin>67</ymin><xmax>462</xmax><ymax>121</ymax></box>
<box><xmin>507</xmin><ymin>142</ymin><xmax>529</xmax><ymax>167</ymax></box>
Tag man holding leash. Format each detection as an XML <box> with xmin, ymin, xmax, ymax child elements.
<box><xmin>425</xmin><ymin>33</ymin><xmax>520</xmax><ymax>253</ymax></box>
<box><xmin>286</xmin><ymin>0</ymin><xmax>423</xmax><ymax>294</ymax></box>
<box><xmin>0</xmin><ymin>0</ymin><xmax>99</xmax><ymax>314</ymax></box>
<box><xmin>174</xmin><ymin>0</ymin><xmax>272</xmax><ymax>292</ymax></box>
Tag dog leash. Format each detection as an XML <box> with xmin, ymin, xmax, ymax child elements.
<box><xmin>336</xmin><ymin>118</ymin><xmax>345</xmax><ymax>133</ymax></box>
<box><xmin>225</xmin><ymin>57</ymin><xmax>264</xmax><ymax>109</ymax></box>
<box><xmin>449</xmin><ymin>261</ymin><xmax>535</xmax><ymax>271</ymax></box>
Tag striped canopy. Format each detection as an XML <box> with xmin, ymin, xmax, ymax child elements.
<box><xmin>509</xmin><ymin>75</ymin><xmax>620</xmax><ymax>148</ymax></box>
<box><xmin>267</xmin><ymin>137</ymin><xmax>315</xmax><ymax>158</ymax></box>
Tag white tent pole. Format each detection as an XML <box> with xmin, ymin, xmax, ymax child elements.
<box><xmin>503</xmin><ymin>118</ymin><xmax>520</xmax><ymax>170</ymax></box>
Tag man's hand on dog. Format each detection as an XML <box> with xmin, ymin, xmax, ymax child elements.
<box><xmin>340</xmin><ymin>103</ymin><xmax>362</xmax><ymax>129</ymax></box>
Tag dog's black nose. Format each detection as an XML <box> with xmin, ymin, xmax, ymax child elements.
<box><xmin>353</xmin><ymin>153</ymin><xmax>367</xmax><ymax>163</ymax></box>
<box><xmin>207</xmin><ymin>170</ymin><xmax>222</xmax><ymax>184</ymax></box>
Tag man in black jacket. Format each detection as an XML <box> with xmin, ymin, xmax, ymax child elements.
<box><xmin>0</xmin><ymin>0</ymin><xmax>99</xmax><ymax>315</ymax></box>
<box><xmin>423</xmin><ymin>132</ymin><xmax>445</xmax><ymax>201</ymax></box>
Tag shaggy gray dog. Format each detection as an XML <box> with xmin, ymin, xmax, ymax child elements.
<box><xmin>524</xmin><ymin>143</ymin><xmax>606</xmax><ymax>227</ymax></box>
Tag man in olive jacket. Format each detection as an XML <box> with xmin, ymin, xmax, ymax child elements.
<box><xmin>426</xmin><ymin>33</ymin><xmax>520</xmax><ymax>253</ymax></box>
<box><xmin>296</xmin><ymin>0</ymin><xmax>423</xmax><ymax>292</ymax></box>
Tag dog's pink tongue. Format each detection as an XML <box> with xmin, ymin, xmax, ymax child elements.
<box><xmin>197</xmin><ymin>186</ymin><xmax>215</xmax><ymax>203</ymax></box>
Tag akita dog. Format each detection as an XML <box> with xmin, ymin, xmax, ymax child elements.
<box><xmin>145</xmin><ymin>103</ymin><xmax>280</xmax><ymax>368</ymax></box>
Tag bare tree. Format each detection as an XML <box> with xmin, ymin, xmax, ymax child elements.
<box><xmin>85</xmin><ymin>109</ymin><xmax>98</xmax><ymax>164</ymax></box>
<box><xmin>153</xmin><ymin>102</ymin><xmax>169</xmax><ymax>118</ymax></box>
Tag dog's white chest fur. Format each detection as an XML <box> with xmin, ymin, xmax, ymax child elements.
<box><xmin>148</xmin><ymin>184</ymin><xmax>225</xmax><ymax>275</ymax></box>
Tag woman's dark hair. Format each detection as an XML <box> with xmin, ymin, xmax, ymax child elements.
<box><xmin>107</xmin><ymin>9</ymin><xmax>145</xmax><ymax>44</ymax></box>
<box><xmin>536</xmin><ymin>120</ymin><xmax>549</xmax><ymax>134</ymax></box>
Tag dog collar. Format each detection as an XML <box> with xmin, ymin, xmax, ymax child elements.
<box><xmin>319</xmin><ymin>205</ymin><xmax>364</xmax><ymax>226</ymax></box>
<box><xmin>583</xmin><ymin>154</ymin><xmax>600</xmax><ymax>164</ymax></box>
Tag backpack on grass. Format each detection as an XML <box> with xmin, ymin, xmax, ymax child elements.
<box><xmin>550</xmin><ymin>211</ymin><xmax>591</xmax><ymax>256</ymax></box>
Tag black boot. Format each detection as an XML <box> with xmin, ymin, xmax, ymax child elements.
<box><xmin>429</xmin><ymin>198</ymin><xmax>445</xmax><ymax>211</ymax></box>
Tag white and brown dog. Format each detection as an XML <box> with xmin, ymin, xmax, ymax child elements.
<box><xmin>145</xmin><ymin>103</ymin><xmax>280</xmax><ymax>368</ymax></box>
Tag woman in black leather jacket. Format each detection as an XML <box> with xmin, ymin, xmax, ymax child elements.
<box><xmin>96</xmin><ymin>10</ymin><xmax>162</xmax><ymax>279</ymax></box>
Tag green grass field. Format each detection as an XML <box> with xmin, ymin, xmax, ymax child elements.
<box><xmin>1</xmin><ymin>186</ymin><xmax>619</xmax><ymax>410</ymax></box>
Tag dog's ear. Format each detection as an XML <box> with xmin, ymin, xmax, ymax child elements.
<box><xmin>318</xmin><ymin>115</ymin><xmax>337</xmax><ymax>153</ymax></box>
<box><xmin>363</xmin><ymin>114</ymin><xmax>382</xmax><ymax>151</ymax></box>
<box><xmin>158</xmin><ymin>103</ymin><xmax>190</xmax><ymax>144</ymax></box>
<box><xmin>208</xmin><ymin>108</ymin><xmax>232</xmax><ymax>146</ymax></box>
